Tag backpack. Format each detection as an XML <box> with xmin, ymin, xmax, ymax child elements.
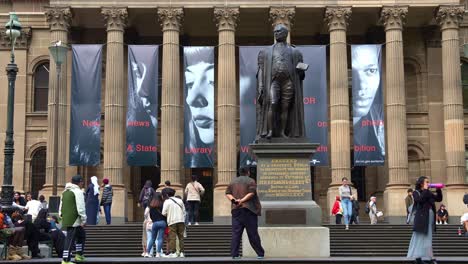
<box><xmin>365</xmin><ymin>202</ymin><xmax>370</xmax><ymax>214</ymax></box>
<box><xmin>142</xmin><ymin>188</ymin><xmax>152</xmax><ymax>204</ymax></box>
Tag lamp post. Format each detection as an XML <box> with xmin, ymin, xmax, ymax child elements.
<box><xmin>48</xmin><ymin>41</ymin><xmax>67</xmax><ymax>212</ymax></box>
<box><xmin>0</xmin><ymin>13</ymin><xmax>21</xmax><ymax>213</ymax></box>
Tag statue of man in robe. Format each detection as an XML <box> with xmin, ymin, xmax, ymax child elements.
<box><xmin>256</xmin><ymin>23</ymin><xmax>308</xmax><ymax>140</ymax></box>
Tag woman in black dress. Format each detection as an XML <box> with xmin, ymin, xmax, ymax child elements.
<box><xmin>85</xmin><ymin>176</ymin><xmax>100</xmax><ymax>225</ymax></box>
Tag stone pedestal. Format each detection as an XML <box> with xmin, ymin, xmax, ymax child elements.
<box><xmin>242</xmin><ymin>227</ymin><xmax>330</xmax><ymax>258</ymax></box>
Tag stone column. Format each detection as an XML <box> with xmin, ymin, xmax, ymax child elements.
<box><xmin>213</xmin><ymin>7</ymin><xmax>239</xmax><ymax>224</ymax></box>
<box><xmin>436</xmin><ymin>5</ymin><xmax>467</xmax><ymax>219</ymax></box>
<box><xmin>269</xmin><ymin>7</ymin><xmax>295</xmax><ymax>43</ymax></box>
<box><xmin>102</xmin><ymin>7</ymin><xmax>128</xmax><ymax>222</ymax></box>
<box><xmin>381</xmin><ymin>6</ymin><xmax>410</xmax><ymax>223</ymax></box>
<box><xmin>324</xmin><ymin>7</ymin><xmax>352</xmax><ymax>218</ymax></box>
<box><xmin>157</xmin><ymin>8</ymin><xmax>184</xmax><ymax>193</ymax></box>
<box><xmin>42</xmin><ymin>7</ymin><xmax>72</xmax><ymax>196</ymax></box>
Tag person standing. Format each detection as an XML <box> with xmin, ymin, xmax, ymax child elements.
<box><xmin>407</xmin><ymin>176</ymin><xmax>443</xmax><ymax>264</ymax></box>
<box><xmin>39</xmin><ymin>195</ymin><xmax>48</xmax><ymax>210</ymax></box>
<box><xmin>406</xmin><ymin>188</ymin><xmax>414</xmax><ymax>224</ymax></box>
<box><xmin>226</xmin><ymin>167</ymin><xmax>264</xmax><ymax>259</ymax></box>
<box><xmin>162</xmin><ymin>189</ymin><xmax>186</xmax><ymax>258</ymax></box>
<box><xmin>139</xmin><ymin>180</ymin><xmax>156</xmax><ymax>210</ymax></box>
<box><xmin>100</xmin><ymin>178</ymin><xmax>113</xmax><ymax>225</ymax></box>
<box><xmin>24</xmin><ymin>193</ymin><xmax>43</xmax><ymax>221</ymax></box>
<box><xmin>331</xmin><ymin>195</ymin><xmax>343</xmax><ymax>225</ymax></box>
<box><xmin>60</xmin><ymin>175</ymin><xmax>87</xmax><ymax>264</ymax></box>
<box><xmin>339</xmin><ymin>177</ymin><xmax>353</xmax><ymax>230</ymax></box>
<box><xmin>368</xmin><ymin>196</ymin><xmax>378</xmax><ymax>225</ymax></box>
<box><xmin>145</xmin><ymin>193</ymin><xmax>167</xmax><ymax>258</ymax></box>
<box><xmin>185</xmin><ymin>174</ymin><xmax>205</xmax><ymax>225</ymax></box>
<box><xmin>13</xmin><ymin>192</ymin><xmax>26</xmax><ymax>209</ymax></box>
<box><xmin>85</xmin><ymin>176</ymin><xmax>100</xmax><ymax>225</ymax></box>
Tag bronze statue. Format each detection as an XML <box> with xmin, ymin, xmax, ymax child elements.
<box><xmin>256</xmin><ymin>24</ymin><xmax>308</xmax><ymax>140</ymax></box>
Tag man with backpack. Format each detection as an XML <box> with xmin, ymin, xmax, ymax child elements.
<box><xmin>139</xmin><ymin>180</ymin><xmax>156</xmax><ymax>210</ymax></box>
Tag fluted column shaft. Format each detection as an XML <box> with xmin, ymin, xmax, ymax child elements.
<box><xmin>158</xmin><ymin>8</ymin><xmax>184</xmax><ymax>188</ymax></box>
<box><xmin>214</xmin><ymin>7</ymin><xmax>239</xmax><ymax>187</ymax></box>
<box><xmin>102</xmin><ymin>7</ymin><xmax>127</xmax><ymax>187</ymax></box>
<box><xmin>437</xmin><ymin>5</ymin><xmax>466</xmax><ymax>186</ymax></box>
<box><xmin>44</xmin><ymin>7</ymin><xmax>71</xmax><ymax>190</ymax></box>
<box><xmin>381</xmin><ymin>6</ymin><xmax>409</xmax><ymax>187</ymax></box>
<box><xmin>325</xmin><ymin>7</ymin><xmax>352</xmax><ymax>186</ymax></box>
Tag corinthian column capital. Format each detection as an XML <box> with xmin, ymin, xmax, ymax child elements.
<box><xmin>214</xmin><ymin>7</ymin><xmax>239</xmax><ymax>31</ymax></box>
<box><xmin>380</xmin><ymin>6</ymin><xmax>408</xmax><ymax>31</ymax></box>
<box><xmin>102</xmin><ymin>7</ymin><xmax>128</xmax><ymax>32</ymax></box>
<box><xmin>324</xmin><ymin>7</ymin><xmax>352</xmax><ymax>32</ymax></box>
<box><xmin>436</xmin><ymin>5</ymin><xmax>465</xmax><ymax>31</ymax></box>
<box><xmin>269</xmin><ymin>7</ymin><xmax>295</xmax><ymax>30</ymax></box>
<box><xmin>158</xmin><ymin>8</ymin><xmax>184</xmax><ymax>32</ymax></box>
<box><xmin>44</xmin><ymin>6</ymin><xmax>72</xmax><ymax>32</ymax></box>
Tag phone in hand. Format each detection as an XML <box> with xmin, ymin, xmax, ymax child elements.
<box><xmin>231</xmin><ymin>199</ymin><xmax>239</xmax><ymax>205</ymax></box>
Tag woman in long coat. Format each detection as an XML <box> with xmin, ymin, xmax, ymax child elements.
<box><xmin>85</xmin><ymin>176</ymin><xmax>100</xmax><ymax>225</ymax></box>
<box><xmin>407</xmin><ymin>176</ymin><xmax>443</xmax><ymax>264</ymax></box>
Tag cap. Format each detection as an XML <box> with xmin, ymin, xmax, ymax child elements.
<box><xmin>71</xmin><ymin>174</ymin><xmax>83</xmax><ymax>184</ymax></box>
<box><xmin>103</xmin><ymin>178</ymin><xmax>109</xmax><ymax>184</ymax></box>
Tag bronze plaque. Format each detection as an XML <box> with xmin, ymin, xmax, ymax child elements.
<box><xmin>265</xmin><ymin>209</ymin><xmax>307</xmax><ymax>225</ymax></box>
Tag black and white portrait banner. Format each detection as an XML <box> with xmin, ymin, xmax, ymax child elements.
<box><xmin>351</xmin><ymin>45</ymin><xmax>385</xmax><ymax>166</ymax></box>
<box><xmin>126</xmin><ymin>45</ymin><xmax>159</xmax><ymax>166</ymax></box>
<box><xmin>70</xmin><ymin>44</ymin><xmax>103</xmax><ymax>166</ymax></box>
<box><xmin>183</xmin><ymin>47</ymin><xmax>215</xmax><ymax>168</ymax></box>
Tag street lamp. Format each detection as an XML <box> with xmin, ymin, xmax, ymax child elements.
<box><xmin>0</xmin><ymin>13</ymin><xmax>21</xmax><ymax>213</ymax></box>
<box><xmin>48</xmin><ymin>41</ymin><xmax>67</xmax><ymax>212</ymax></box>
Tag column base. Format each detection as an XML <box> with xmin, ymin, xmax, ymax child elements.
<box><xmin>242</xmin><ymin>227</ymin><xmax>330</xmax><ymax>258</ymax></box>
<box><xmin>384</xmin><ymin>186</ymin><xmax>409</xmax><ymax>224</ymax></box>
<box><xmin>213</xmin><ymin>186</ymin><xmax>232</xmax><ymax>225</ymax></box>
<box><xmin>39</xmin><ymin>185</ymin><xmax>65</xmax><ymax>201</ymax></box>
<box><xmin>109</xmin><ymin>186</ymin><xmax>128</xmax><ymax>224</ymax></box>
<box><xmin>444</xmin><ymin>186</ymin><xmax>467</xmax><ymax>223</ymax></box>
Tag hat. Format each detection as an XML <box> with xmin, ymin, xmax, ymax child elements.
<box><xmin>103</xmin><ymin>178</ymin><xmax>109</xmax><ymax>184</ymax></box>
<box><xmin>71</xmin><ymin>175</ymin><xmax>83</xmax><ymax>184</ymax></box>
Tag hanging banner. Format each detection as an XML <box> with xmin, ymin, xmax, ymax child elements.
<box><xmin>351</xmin><ymin>45</ymin><xmax>385</xmax><ymax>166</ymax></box>
<box><xmin>126</xmin><ymin>45</ymin><xmax>159</xmax><ymax>166</ymax></box>
<box><xmin>70</xmin><ymin>45</ymin><xmax>103</xmax><ymax>166</ymax></box>
<box><xmin>297</xmin><ymin>45</ymin><xmax>329</xmax><ymax>166</ymax></box>
<box><xmin>239</xmin><ymin>46</ymin><xmax>264</xmax><ymax>169</ymax></box>
<box><xmin>183</xmin><ymin>47</ymin><xmax>215</xmax><ymax>168</ymax></box>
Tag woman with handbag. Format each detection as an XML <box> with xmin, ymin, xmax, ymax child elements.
<box><xmin>407</xmin><ymin>176</ymin><xmax>443</xmax><ymax>264</ymax></box>
<box><xmin>184</xmin><ymin>175</ymin><xmax>205</xmax><ymax>225</ymax></box>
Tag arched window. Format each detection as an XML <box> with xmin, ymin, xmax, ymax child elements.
<box><xmin>33</xmin><ymin>62</ymin><xmax>49</xmax><ymax>112</ymax></box>
<box><xmin>30</xmin><ymin>147</ymin><xmax>46</xmax><ymax>195</ymax></box>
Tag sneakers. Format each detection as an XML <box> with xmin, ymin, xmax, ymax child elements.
<box><xmin>444</xmin><ymin>221</ymin><xmax>448</xmax><ymax>225</ymax></box>
<box><xmin>155</xmin><ymin>253</ymin><xmax>161</xmax><ymax>258</ymax></box>
<box><xmin>195</xmin><ymin>222</ymin><xmax>199</xmax><ymax>225</ymax></box>
<box><xmin>141</xmin><ymin>252</ymin><xmax>146</xmax><ymax>257</ymax></box>
<box><xmin>164</xmin><ymin>253</ymin><xmax>178</xmax><ymax>258</ymax></box>
<box><xmin>179</xmin><ymin>252</ymin><xmax>185</xmax><ymax>258</ymax></box>
<box><xmin>61</xmin><ymin>261</ymin><xmax>75</xmax><ymax>264</ymax></box>
<box><xmin>75</xmin><ymin>254</ymin><xmax>86</xmax><ymax>262</ymax></box>
<box><xmin>232</xmin><ymin>256</ymin><xmax>241</xmax><ymax>259</ymax></box>
<box><xmin>188</xmin><ymin>222</ymin><xmax>192</xmax><ymax>226</ymax></box>
<box><xmin>143</xmin><ymin>253</ymin><xmax>151</xmax><ymax>258</ymax></box>
<box><xmin>345</xmin><ymin>225</ymin><xmax>349</xmax><ymax>230</ymax></box>
<box><xmin>257</xmin><ymin>256</ymin><xmax>265</xmax><ymax>259</ymax></box>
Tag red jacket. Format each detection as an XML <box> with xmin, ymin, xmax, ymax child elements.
<box><xmin>331</xmin><ymin>201</ymin><xmax>341</xmax><ymax>215</ymax></box>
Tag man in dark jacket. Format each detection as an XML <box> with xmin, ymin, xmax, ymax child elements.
<box><xmin>350</xmin><ymin>197</ymin><xmax>360</xmax><ymax>224</ymax></box>
<box><xmin>226</xmin><ymin>167</ymin><xmax>264</xmax><ymax>259</ymax></box>
<box><xmin>100</xmin><ymin>178</ymin><xmax>113</xmax><ymax>225</ymax></box>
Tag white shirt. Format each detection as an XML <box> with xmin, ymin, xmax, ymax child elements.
<box><xmin>162</xmin><ymin>197</ymin><xmax>186</xmax><ymax>226</ymax></box>
<box><xmin>461</xmin><ymin>213</ymin><xmax>468</xmax><ymax>224</ymax></box>
<box><xmin>25</xmin><ymin>200</ymin><xmax>43</xmax><ymax>220</ymax></box>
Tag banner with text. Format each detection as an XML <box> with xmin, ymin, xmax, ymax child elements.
<box><xmin>70</xmin><ymin>45</ymin><xmax>103</xmax><ymax>166</ymax></box>
<box><xmin>297</xmin><ymin>45</ymin><xmax>329</xmax><ymax>166</ymax></box>
<box><xmin>126</xmin><ymin>45</ymin><xmax>159</xmax><ymax>166</ymax></box>
<box><xmin>183</xmin><ymin>47</ymin><xmax>215</xmax><ymax>168</ymax></box>
<box><xmin>239</xmin><ymin>46</ymin><xmax>264</xmax><ymax>168</ymax></box>
<box><xmin>351</xmin><ymin>45</ymin><xmax>385</xmax><ymax>166</ymax></box>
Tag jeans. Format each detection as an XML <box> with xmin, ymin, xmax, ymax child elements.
<box><xmin>187</xmin><ymin>201</ymin><xmax>200</xmax><ymax>224</ymax></box>
<box><xmin>146</xmin><ymin>230</ymin><xmax>154</xmax><ymax>254</ymax></box>
<box><xmin>341</xmin><ymin>198</ymin><xmax>352</xmax><ymax>225</ymax></box>
<box><xmin>147</xmin><ymin>221</ymin><xmax>166</xmax><ymax>254</ymax></box>
<box><xmin>231</xmin><ymin>208</ymin><xmax>264</xmax><ymax>258</ymax></box>
<box><xmin>103</xmin><ymin>204</ymin><xmax>112</xmax><ymax>225</ymax></box>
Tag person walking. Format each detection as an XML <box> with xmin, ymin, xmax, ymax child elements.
<box><xmin>184</xmin><ymin>175</ymin><xmax>205</xmax><ymax>225</ymax></box>
<box><xmin>350</xmin><ymin>196</ymin><xmax>360</xmax><ymax>225</ymax></box>
<box><xmin>407</xmin><ymin>176</ymin><xmax>443</xmax><ymax>264</ymax></box>
<box><xmin>100</xmin><ymin>178</ymin><xmax>113</xmax><ymax>225</ymax></box>
<box><xmin>226</xmin><ymin>167</ymin><xmax>264</xmax><ymax>259</ymax></box>
<box><xmin>406</xmin><ymin>188</ymin><xmax>415</xmax><ymax>224</ymax></box>
<box><xmin>145</xmin><ymin>193</ymin><xmax>167</xmax><ymax>258</ymax></box>
<box><xmin>339</xmin><ymin>177</ymin><xmax>353</xmax><ymax>230</ymax></box>
<box><xmin>331</xmin><ymin>195</ymin><xmax>343</xmax><ymax>224</ymax></box>
<box><xmin>368</xmin><ymin>196</ymin><xmax>378</xmax><ymax>225</ymax></box>
<box><xmin>60</xmin><ymin>175</ymin><xmax>87</xmax><ymax>264</ymax></box>
<box><xmin>85</xmin><ymin>176</ymin><xmax>100</xmax><ymax>225</ymax></box>
<box><xmin>141</xmin><ymin>206</ymin><xmax>152</xmax><ymax>257</ymax></box>
<box><xmin>139</xmin><ymin>180</ymin><xmax>156</xmax><ymax>210</ymax></box>
<box><xmin>162</xmin><ymin>188</ymin><xmax>186</xmax><ymax>258</ymax></box>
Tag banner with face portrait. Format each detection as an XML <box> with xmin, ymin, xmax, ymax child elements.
<box><xmin>70</xmin><ymin>45</ymin><xmax>103</xmax><ymax>166</ymax></box>
<box><xmin>183</xmin><ymin>47</ymin><xmax>215</xmax><ymax>168</ymax></box>
<box><xmin>126</xmin><ymin>45</ymin><xmax>159</xmax><ymax>166</ymax></box>
<box><xmin>297</xmin><ymin>45</ymin><xmax>329</xmax><ymax>166</ymax></box>
<box><xmin>351</xmin><ymin>45</ymin><xmax>385</xmax><ymax>166</ymax></box>
<box><xmin>239</xmin><ymin>46</ymin><xmax>265</xmax><ymax>168</ymax></box>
